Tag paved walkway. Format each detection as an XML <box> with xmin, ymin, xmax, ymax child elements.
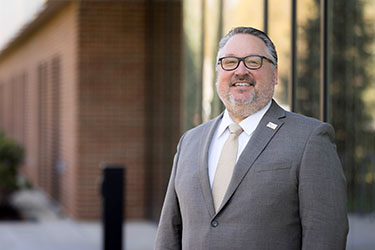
<box><xmin>0</xmin><ymin>220</ymin><xmax>156</xmax><ymax>250</ymax></box>
<box><xmin>0</xmin><ymin>220</ymin><xmax>157</xmax><ymax>250</ymax></box>
<box><xmin>1</xmin><ymin>189</ymin><xmax>374</xmax><ymax>250</ymax></box>
<box><xmin>347</xmin><ymin>214</ymin><xmax>375</xmax><ymax>250</ymax></box>
<box><xmin>0</xmin><ymin>189</ymin><xmax>157</xmax><ymax>250</ymax></box>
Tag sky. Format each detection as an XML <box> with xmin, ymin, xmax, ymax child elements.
<box><xmin>0</xmin><ymin>0</ymin><xmax>46</xmax><ymax>50</ymax></box>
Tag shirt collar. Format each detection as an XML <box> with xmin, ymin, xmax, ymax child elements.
<box><xmin>216</xmin><ymin>101</ymin><xmax>272</xmax><ymax>138</ymax></box>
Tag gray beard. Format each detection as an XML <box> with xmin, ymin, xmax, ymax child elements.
<box><xmin>223</xmin><ymin>84</ymin><xmax>274</xmax><ymax>119</ymax></box>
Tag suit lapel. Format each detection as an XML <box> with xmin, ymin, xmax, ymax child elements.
<box><xmin>198</xmin><ymin>114</ymin><xmax>223</xmax><ymax>218</ymax></box>
<box><xmin>216</xmin><ymin>100</ymin><xmax>286</xmax><ymax>213</ymax></box>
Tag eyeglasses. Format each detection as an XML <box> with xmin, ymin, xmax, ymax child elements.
<box><xmin>218</xmin><ymin>55</ymin><xmax>275</xmax><ymax>71</ymax></box>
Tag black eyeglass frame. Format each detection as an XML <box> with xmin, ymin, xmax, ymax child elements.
<box><xmin>218</xmin><ymin>55</ymin><xmax>275</xmax><ymax>71</ymax></box>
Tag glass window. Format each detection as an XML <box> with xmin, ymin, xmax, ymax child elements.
<box><xmin>202</xmin><ymin>0</ymin><xmax>222</xmax><ymax>121</ymax></box>
<box><xmin>269</xmin><ymin>0</ymin><xmax>292</xmax><ymax>110</ymax></box>
<box><xmin>183</xmin><ymin>0</ymin><xmax>204</xmax><ymax>130</ymax></box>
<box><xmin>329</xmin><ymin>0</ymin><xmax>375</xmax><ymax>213</ymax></box>
<box><xmin>222</xmin><ymin>0</ymin><xmax>264</xmax><ymax>32</ymax></box>
<box><xmin>295</xmin><ymin>0</ymin><xmax>321</xmax><ymax>119</ymax></box>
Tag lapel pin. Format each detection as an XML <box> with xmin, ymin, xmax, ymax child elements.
<box><xmin>266</xmin><ymin>122</ymin><xmax>278</xmax><ymax>130</ymax></box>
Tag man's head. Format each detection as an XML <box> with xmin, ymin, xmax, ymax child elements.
<box><xmin>216</xmin><ymin>27</ymin><xmax>278</xmax><ymax>122</ymax></box>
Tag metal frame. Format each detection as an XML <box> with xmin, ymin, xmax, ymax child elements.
<box><xmin>264</xmin><ymin>0</ymin><xmax>268</xmax><ymax>34</ymax></box>
<box><xmin>290</xmin><ymin>0</ymin><xmax>297</xmax><ymax>112</ymax></box>
<box><xmin>320</xmin><ymin>0</ymin><xmax>329</xmax><ymax>122</ymax></box>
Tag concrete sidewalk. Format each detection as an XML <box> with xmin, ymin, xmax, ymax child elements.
<box><xmin>0</xmin><ymin>189</ymin><xmax>157</xmax><ymax>250</ymax></box>
<box><xmin>0</xmin><ymin>220</ymin><xmax>157</xmax><ymax>250</ymax></box>
<box><xmin>1</xmin><ymin>189</ymin><xmax>375</xmax><ymax>250</ymax></box>
<box><xmin>347</xmin><ymin>214</ymin><xmax>375</xmax><ymax>250</ymax></box>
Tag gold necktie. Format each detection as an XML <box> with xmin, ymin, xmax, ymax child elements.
<box><xmin>212</xmin><ymin>123</ymin><xmax>243</xmax><ymax>212</ymax></box>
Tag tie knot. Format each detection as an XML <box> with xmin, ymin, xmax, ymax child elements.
<box><xmin>228</xmin><ymin>123</ymin><xmax>243</xmax><ymax>136</ymax></box>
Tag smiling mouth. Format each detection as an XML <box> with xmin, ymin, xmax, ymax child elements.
<box><xmin>232</xmin><ymin>82</ymin><xmax>255</xmax><ymax>87</ymax></box>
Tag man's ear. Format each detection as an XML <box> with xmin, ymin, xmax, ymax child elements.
<box><xmin>273</xmin><ymin>66</ymin><xmax>278</xmax><ymax>85</ymax></box>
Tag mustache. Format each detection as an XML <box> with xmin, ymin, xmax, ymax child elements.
<box><xmin>230</xmin><ymin>75</ymin><xmax>256</xmax><ymax>86</ymax></box>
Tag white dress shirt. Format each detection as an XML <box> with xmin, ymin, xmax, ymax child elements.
<box><xmin>208</xmin><ymin>101</ymin><xmax>272</xmax><ymax>187</ymax></box>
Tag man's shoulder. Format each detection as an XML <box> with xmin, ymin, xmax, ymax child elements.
<box><xmin>269</xmin><ymin>100</ymin><xmax>327</xmax><ymax>130</ymax></box>
<box><xmin>285</xmin><ymin>110</ymin><xmax>322</xmax><ymax>126</ymax></box>
<box><xmin>282</xmin><ymin>110</ymin><xmax>335</xmax><ymax>137</ymax></box>
<box><xmin>184</xmin><ymin>115</ymin><xmax>221</xmax><ymax>136</ymax></box>
<box><xmin>176</xmin><ymin>116</ymin><xmax>221</xmax><ymax>149</ymax></box>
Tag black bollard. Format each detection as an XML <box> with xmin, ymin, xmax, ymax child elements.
<box><xmin>101</xmin><ymin>165</ymin><xmax>125</xmax><ymax>250</ymax></box>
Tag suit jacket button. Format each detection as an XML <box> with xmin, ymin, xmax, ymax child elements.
<box><xmin>211</xmin><ymin>220</ymin><xmax>218</xmax><ymax>227</ymax></box>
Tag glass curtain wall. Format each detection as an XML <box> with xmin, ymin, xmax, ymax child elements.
<box><xmin>222</xmin><ymin>0</ymin><xmax>264</xmax><ymax>32</ymax></box>
<box><xmin>183</xmin><ymin>0</ymin><xmax>375</xmax><ymax>213</ymax></box>
<box><xmin>329</xmin><ymin>0</ymin><xmax>375</xmax><ymax>213</ymax></box>
<box><xmin>202</xmin><ymin>0</ymin><xmax>222</xmax><ymax>122</ymax></box>
<box><xmin>295</xmin><ymin>0</ymin><xmax>321</xmax><ymax>119</ymax></box>
<box><xmin>269</xmin><ymin>0</ymin><xmax>292</xmax><ymax>110</ymax></box>
<box><xmin>183</xmin><ymin>0</ymin><xmax>204</xmax><ymax>130</ymax></box>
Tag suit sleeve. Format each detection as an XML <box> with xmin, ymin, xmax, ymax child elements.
<box><xmin>299</xmin><ymin>123</ymin><xmax>349</xmax><ymax>250</ymax></box>
<box><xmin>154</xmin><ymin>134</ymin><xmax>184</xmax><ymax>250</ymax></box>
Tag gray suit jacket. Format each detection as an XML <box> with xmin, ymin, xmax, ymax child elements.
<box><xmin>155</xmin><ymin>100</ymin><xmax>348</xmax><ymax>250</ymax></box>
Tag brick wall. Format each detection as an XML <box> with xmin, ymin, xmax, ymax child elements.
<box><xmin>77</xmin><ymin>0</ymin><xmax>182</xmax><ymax>220</ymax></box>
<box><xmin>77</xmin><ymin>1</ymin><xmax>148</xmax><ymax>219</ymax></box>
<box><xmin>0</xmin><ymin>0</ymin><xmax>182</xmax><ymax>221</ymax></box>
<box><xmin>0</xmin><ymin>2</ymin><xmax>79</xmax><ymax>217</ymax></box>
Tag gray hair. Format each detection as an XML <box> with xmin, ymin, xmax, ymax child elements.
<box><xmin>217</xmin><ymin>27</ymin><xmax>278</xmax><ymax>66</ymax></box>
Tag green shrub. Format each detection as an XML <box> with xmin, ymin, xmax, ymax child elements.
<box><xmin>0</xmin><ymin>132</ymin><xmax>24</xmax><ymax>202</ymax></box>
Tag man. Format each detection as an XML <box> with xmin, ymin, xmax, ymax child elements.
<box><xmin>155</xmin><ymin>27</ymin><xmax>348</xmax><ymax>250</ymax></box>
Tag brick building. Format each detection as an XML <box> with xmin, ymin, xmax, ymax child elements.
<box><xmin>0</xmin><ymin>0</ymin><xmax>181</xmax><ymax>220</ymax></box>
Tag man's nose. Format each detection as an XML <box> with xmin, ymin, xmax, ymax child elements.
<box><xmin>234</xmin><ymin>61</ymin><xmax>249</xmax><ymax>75</ymax></box>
